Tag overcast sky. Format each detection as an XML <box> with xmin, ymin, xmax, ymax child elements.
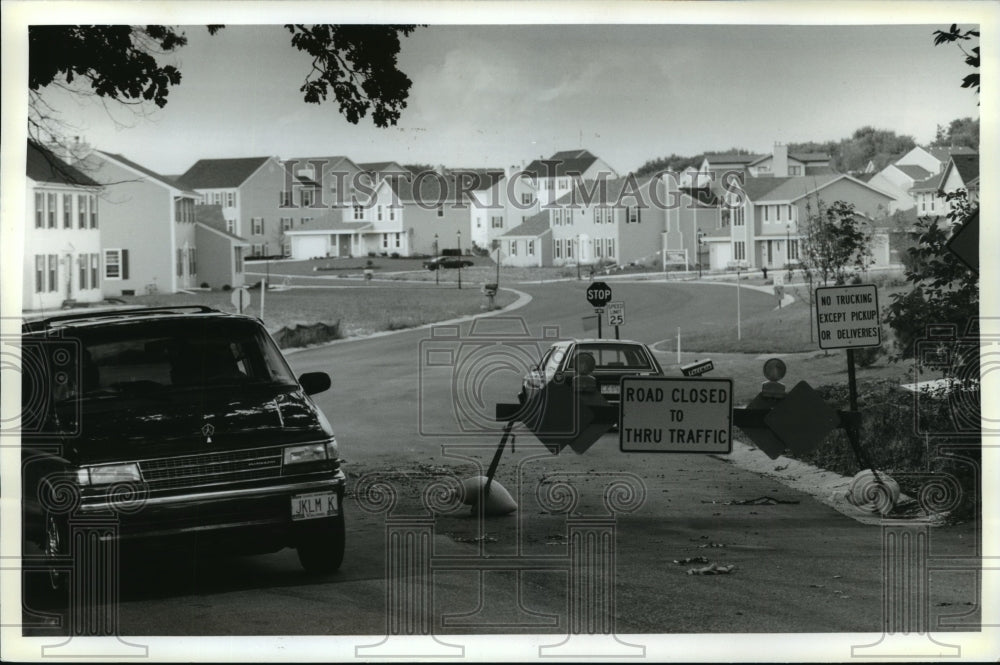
<box><xmin>36</xmin><ymin>22</ymin><xmax>981</xmax><ymax>175</ymax></box>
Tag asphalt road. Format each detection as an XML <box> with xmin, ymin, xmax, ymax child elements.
<box><xmin>22</xmin><ymin>280</ymin><xmax>980</xmax><ymax>643</ymax></box>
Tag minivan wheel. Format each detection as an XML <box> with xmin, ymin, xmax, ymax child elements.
<box><xmin>297</xmin><ymin>513</ymin><xmax>345</xmax><ymax>574</ymax></box>
<box><xmin>44</xmin><ymin>513</ymin><xmax>68</xmax><ymax>592</ymax></box>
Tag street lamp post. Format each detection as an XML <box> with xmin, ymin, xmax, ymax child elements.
<box><xmin>576</xmin><ymin>235</ymin><xmax>581</xmax><ymax>280</ymax></box>
<box><xmin>457</xmin><ymin>229</ymin><xmax>462</xmax><ymax>290</ymax></box>
<box><xmin>696</xmin><ymin>230</ymin><xmax>704</xmax><ymax>279</ymax></box>
<box><xmin>434</xmin><ymin>233</ymin><xmax>439</xmax><ymax>286</ymax></box>
<box><xmin>785</xmin><ymin>223</ymin><xmax>791</xmax><ymax>267</ymax></box>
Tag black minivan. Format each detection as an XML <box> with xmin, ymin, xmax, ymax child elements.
<box><xmin>21</xmin><ymin>306</ymin><xmax>346</xmax><ymax>593</ymax></box>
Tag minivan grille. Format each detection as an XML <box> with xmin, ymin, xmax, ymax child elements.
<box><xmin>139</xmin><ymin>447</ymin><xmax>284</xmax><ymax>491</ymax></box>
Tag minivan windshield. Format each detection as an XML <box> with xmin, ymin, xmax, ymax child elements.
<box><xmin>52</xmin><ymin>318</ymin><xmax>297</xmax><ymax>400</ymax></box>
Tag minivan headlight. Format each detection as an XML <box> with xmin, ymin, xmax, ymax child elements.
<box><xmin>80</xmin><ymin>463</ymin><xmax>142</xmax><ymax>486</ymax></box>
<box><xmin>283</xmin><ymin>439</ymin><xmax>338</xmax><ymax>466</ymax></box>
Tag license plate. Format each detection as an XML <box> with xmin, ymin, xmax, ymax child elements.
<box><xmin>291</xmin><ymin>492</ymin><xmax>339</xmax><ymax>521</ymax></box>
<box><xmin>600</xmin><ymin>383</ymin><xmax>620</xmax><ymax>395</ymax></box>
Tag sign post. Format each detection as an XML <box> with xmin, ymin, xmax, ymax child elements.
<box><xmin>619</xmin><ymin>377</ymin><xmax>733</xmax><ymax>453</ymax></box>
<box><xmin>607</xmin><ymin>301</ymin><xmax>625</xmax><ymax>339</ymax></box>
<box><xmin>230</xmin><ymin>286</ymin><xmax>251</xmax><ymax>314</ymax></box>
<box><xmin>815</xmin><ymin>284</ymin><xmax>882</xmax><ymax>475</ymax></box>
<box><xmin>586</xmin><ymin>281</ymin><xmax>613</xmax><ymax>339</ymax></box>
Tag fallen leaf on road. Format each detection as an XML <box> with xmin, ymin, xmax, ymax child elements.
<box><xmin>451</xmin><ymin>534</ymin><xmax>498</xmax><ymax>544</ymax></box>
<box><xmin>833</xmin><ymin>575</ymin><xmax>843</xmax><ymax>579</ymax></box>
<box><xmin>698</xmin><ymin>542</ymin><xmax>725</xmax><ymax>548</ymax></box>
<box><xmin>674</xmin><ymin>556</ymin><xmax>710</xmax><ymax>565</ymax></box>
<box><xmin>686</xmin><ymin>563</ymin><xmax>735</xmax><ymax>575</ymax></box>
<box><xmin>774</xmin><ymin>465</ymin><xmax>789</xmax><ymax>471</ymax></box>
<box><xmin>810</xmin><ymin>584</ymin><xmax>825</xmax><ymax>588</ymax></box>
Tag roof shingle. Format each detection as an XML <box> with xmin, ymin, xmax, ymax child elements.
<box><xmin>178</xmin><ymin>157</ymin><xmax>271</xmax><ymax>189</ymax></box>
<box><xmin>502</xmin><ymin>211</ymin><xmax>550</xmax><ymax>237</ymax></box>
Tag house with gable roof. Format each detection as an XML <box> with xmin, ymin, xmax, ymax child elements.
<box><xmin>521</xmin><ymin>149</ymin><xmax>618</xmax><ymax>207</ymax></box>
<box><xmin>865</xmin><ymin>162</ymin><xmax>934</xmax><ymax>212</ymax></box>
<box><xmin>284</xmin><ymin>168</ymin><xmax>475</xmax><ymax>259</ymax></box>
<box><xmin>24</xmin><ymin>140</ymin><xmax>104</xmax><ymax>310</ymax></box>
<box><xmin>79</xmin><ymin>150</ymin><xmax>208</xmax><ymax>295</ymax></box>
<box><xmin>178</xmin><ymin>155</ymin><xmax>287</xmax><ymax>257</ymax></box>
<box><xmin>909</xmin><ymin>152</ymin><xmax>979</xmax><ymax>220</ymax></box>
<box><xmin>714</xmin><ymin>172</ymin><xmax>894</xmax><ymax>271</ymax></box>
<box><xmin>894</xmin><ymin>145</ymin><xmax>977</xmax><ymax>176</ymax></box>
<box><xmin>499</xmin><ymin>211</ymin><xmax>552</xmax><ymax>267</ymax></box>
<box><xmin>700</xmin><ymin>144</ymin><xmax>833</xmax><ymax>182</ymax></box>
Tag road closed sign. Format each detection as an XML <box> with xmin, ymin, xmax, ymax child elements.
<box><xmin>815</xmin><ymin>285</ymin><xmax>881</xmax><ymax>350</ymax></box>
<box><xmin>619</xmin><ymin>377</ymin><xmax>733</xmax><ymax>453</ymax></box>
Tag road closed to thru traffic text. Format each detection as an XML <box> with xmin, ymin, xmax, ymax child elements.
<box><xmin>619</xmin><ymin>377</ymin><xmax>733</xmax><ymax>453</ymax></box>
<box><xmin>815</xmin><ymin>284</ymin><xmax>881</xmax><ymax>350</ymax></box>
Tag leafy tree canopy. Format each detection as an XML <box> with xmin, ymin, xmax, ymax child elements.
<box><xmin>28</xmin><ymin>23</ymin><xmax>418</xmax><ymax>138</ymax></box>
<box><xmin>931</xmin><ymin>117</ymin><xmax>979</xmax><ymax>150</ymax></box>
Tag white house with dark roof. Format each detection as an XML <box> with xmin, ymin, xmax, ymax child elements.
<box><xmin>79</xmin><ymin>150</ymin><xmax>203</xmax><ymax>295</ymax></box>
<box><xmin>24</xmin><ymin>140</ymin><xmax>103</xmax><ymax>310</ymax></box>
<box><xmin>865</xmin><ymin>162</ymin><xmax>933</xmax><ymax>212</ymax></box>
<box><xmin>178</xmin><ymin>156</ymin><xmax>287</xmax><ymax>256</ymax></box>
<box><xmin>700</xmin><ymin>145</ymin><xmax>833</xmax><ymax>182</ymax></box>
<box><xmin>894</xmin><ymin>145</ymin><xmax>977</xmax><ymax>176</ymax></box>
<box><xmin>521</xmin><ymin>150</ymin><xmax>618</xmax><ymax>206</ymax></box>
<box><xmin>909</xmin><ymin>153</ymin><xmax>979</xmax><ymax>219</ymax></box>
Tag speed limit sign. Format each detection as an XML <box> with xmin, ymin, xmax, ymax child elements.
<box><xmin>607</xmin><ymin>301</ymin><xmax>625</xmax><ymax>326</ymax></box>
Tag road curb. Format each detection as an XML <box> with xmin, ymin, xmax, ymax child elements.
<box><xmin>282</xmin><ymin>286</ymin><xmax>533</xmax><ymax>355</ymax></box>
<box><xmin>713</xmin><ymin>439</ymin><xmax>935</xmax><ymax>527</ymax></box>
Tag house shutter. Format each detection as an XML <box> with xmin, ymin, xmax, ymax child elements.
<box><xmin>122</xmin><ymin>249</ymin><xmax>130</xmax><ymax>279</ymax></box>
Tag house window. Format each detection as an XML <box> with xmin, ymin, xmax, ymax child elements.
<box><xmin>34</xmin><ymin>193</ymin><xmax>44</xmax><ymax>228</ymax></box>
<box><xmin>528</xmin><ymin>240</ymin><xmax>535</xmax><ymax>256</ymax></box>
<box><xmin>510</xmin><ymin>240</ymin><xmax>518</xmax><ymax>256</ymax></box>
<box><xmin>34</xmin><ymin>256</ymin><xmax>44</xmax><ymax>292</ymax></box>
<box><xmin>47</xmin><ymin>193</ymin><xmax>57</xmax><ymax>228</ymax></box>
<box><xmin>789</xmin><ymin>166</ymin><xmax>802</xmax><ymax>176</ymax></box>
<box><xmin>301</xmin><ymin>217</ymin><xmax>313</xmax><ymax>225</ymax></box>
<box><xmin>252</xmin><ymin>217</ymin><xmax>264</xmax><ymax>235</ymax></box>
<box><xmin>521</xmin><ymin>192</ymin><xmax>533</xmax><ymax>205</ymax></box>
<box><xmin>89</xmin><ymin>195</ymin><xmax>97</xmax><ymax>228</ymax></box>
<box><xmin>389</xmin><ymin>207</ymin><xmax>396</xmax><ymax>221</ymax></box>
<box><xmin>554</xmin><ymin>239</ymin><xmax>562</xmax><ymax>259</ymax></box>
<box><xmin>437</xmin><ymin>206</ymin><xmax>444</xmax><ymax>218</ymax></box>
<box><xmin>491</xmin><ymin>216</ymin><xmax>503</xmax><ymax>228</ymax></box>
<box><xmin>78</xmin><ymin>254</ymin><xmax>88</xmax><ymax>290</ymax></box>
<box><xmin>78</xmin><ymin>194</ymin><xmax>87</xmax><ymax>228</ymax></box>
<box><xmin>788</xmin><ymin>239</ymin><xmax>799</xmax><ymax>260</ymax></box>
<box><xmin>930</xmin><ymin>198</ymin><xmax>936</xmax><ymax>212</ymax></box>
<box><xmin>47</xmin><ymin>254</ymin><xmax>58</xmax><ymax>291</ymax></box>
<box><xmin>176</xmin><ymin>249</ymin><xmax>184</xmax><ymax>277</ymax></box>
<box><xmin>63</xmin><ymin>193</ymin><xmax>72</xmax><ymax>228</ymax></box>
<box><xmin>628</xmin><ymin>206</ymin><xmax>640</xmax><ymax>224</ymax></box>
<box><xmin>281</xmin><ymin>217</ymin><xmax>293</xmax><ymax>231</ymax></box>
<box><xmin>734</xmin><ymin>241</ymin><xmax>746</xmax><ymax>261</ymax></box>
<box><xmin>395</xmin><ymin>232</ymin><xmax>401</xmax><ymax>248</ymax></box>
<box><xmin>105</xmin><ymin>249</ymin><xmax>122</xmax><ymax>279</ymax></box>
<box><xmin>377</xmin><ymin>205</ymin><xmax>383</xmax><ymax>221</ymax></box>
<box><xmin>607</xmin><ymin>239</ymin><xmax>615</xmax><ymax>258</ymax></box>
<box><xmin>733</xmin><ymin>206</ymin><xmax>745</xmax><ymax>226</ymax></box>
<box><xmin>188</xmin><ymin>248</ymin><xmax>197</xmax><ymax>275</ymax></box>
<box><xmin>595</xmin><ymin>239</ymin><xmax>603</xmax><ymax>258</ymax></box>
<box><xmin>90</xmin><ymin>254</ymin><xmax>99</xmax><ymax>287</ymax></box>
<box><xmin>353</xmin><ymin>205</ymin><xmax>364</xmax><ymax>221</ymax></box>
<box><xmin>175</xmin><ymin>198</ymin><xmax>194</xmax><ymax>223</ymax></box>
<box><xmin>280</xmin><ymin>191</ymin><xmax>292</xmax><ymax>207</ymax></box>
<box><xmin>382</xmin><ymin>234</ymin><xmax>389</xmax><ymax>249</ymax></box>
<box><xmin>234</xmin><ymin>246</ymin><xmax>244</xmax><ymax>273</ymax></box>
<box><xmin>226</xmin><ymin>192</ymin><xmax>236</xmax><ymax>208</ymax></box>
<box><xmin>226</xmin><ymin>219</ymin><xmax>235</xmax><ymax>234</ymax></box>
<box><xmin>301</xmin><ymin>189</ymin><xmax>315</xmax><ymax>207</ymax></box>
<box><xmin>763</xmin><ymin>206</ymin><xmax>770</xmax><ymax>222</ymax></box>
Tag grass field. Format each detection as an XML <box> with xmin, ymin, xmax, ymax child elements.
<box><xmin>116</xmin><ymin>285</ymin><xmax>518</xmax><ymax>337</ymax></box>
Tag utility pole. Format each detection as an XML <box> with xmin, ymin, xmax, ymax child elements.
<box><xmin>434</xmin><ymin>233</ymin><xmax>439</xmax><ymax>286</ymax></box>
<box><xmin>457</xmin><ymin>229</ymin><xmax>462</xmax><ymax>290</ymax></box>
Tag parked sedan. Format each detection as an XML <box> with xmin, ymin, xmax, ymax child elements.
<box><xmin>423</xmin><ymin>256</ymin><xmax>474</xmax><ymax>270</ymax></box>
<box><xmin>519</xmin><ymin>339</ymin><xmax>665</xmax><ymax>405</ymax></box>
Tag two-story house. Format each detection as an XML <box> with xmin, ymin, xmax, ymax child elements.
<box><xmin>713</xmin><ymin>173</ymin><xmax>894</xmax><ymax>272</ymax></box>
<box><xmin>177</xmin><ymin>156</ymin><xmax>287</xmax><ymax>257</ymax></box>
<box><xmin>521</xmin><ymin>150</ymin><xmax>618</xmax><ymax>207</ymax></box>
<box><xmin>80</xmin><ymin>151</ymin><xmax>204</xmax><ymax>295</ymax></box>
<box><xmin>910</xmin><ymin>152</ymin><xmax>980</xmax><ymax>220</ymax></box>
<box><xmin>24</xmin><ymin>140</ymin><xmax>103</xmax><ymax>310</ymax></box>
<box><xmin>284</xmin><ymin>168</ymin><xmax>473</xmax><ymax>258</ymax></box>
<box><xmin>700</xmin><ymin>145</ymin><xmax>833</xmax><ymax>181</ymax></box>
<box><xmin>865</xmin><ymin>162</ymin><xmax>933</xmax><ymax>212</ymax></box>
<box><xmin>499</xmin><ymin>175</ymin><xmax>667</xmax><ymax>269</ymax></box>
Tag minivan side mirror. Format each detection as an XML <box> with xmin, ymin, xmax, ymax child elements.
<box><xmin>298</xmin><ymin>372</ymin><xmax>331</xmax><ymax>396</ymax></box>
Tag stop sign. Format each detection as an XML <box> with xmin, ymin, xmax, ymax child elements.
<box><xmin>586</xmin><ymin>281</ymin><xmax>612</xmax><ymax>307</ymax></box>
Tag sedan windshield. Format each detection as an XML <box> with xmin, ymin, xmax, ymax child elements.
<box><xmin>52</xmin><ymin>318</ymin><xmax>297</xmax><ymax>400</ymax></box>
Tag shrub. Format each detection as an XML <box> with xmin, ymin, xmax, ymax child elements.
<box><xmin>853</xmin><ymin>345</ymin><xmax>883</xmax><ymax>368</ymax></box>
<box><xmin>390</xmin><ymin>252</ymin><xmax>400</xmax><ymax>259</ymax></box>
<box><xmin>200</xmin><ymin>282</ymin><xmax>210</xmax><ymax>289</ymax></box>
<box><xmin>222</xmin><ymin>284</ymin><xmax>232</xmax><ymax>291</ymax></box>
<box><xmin>368</xmin><ymin>251</ymin><xmax>376</xmax><ymax>258</ymax></box>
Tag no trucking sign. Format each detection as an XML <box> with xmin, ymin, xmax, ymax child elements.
<box><xmin>620</xmin><ymin>377</ymin><xmax>733</xmax><ymax>453</ymax></box>
<box><xmin>815</xmin><ymin>285</ymin><xmax>881</xmax><ymax>350</ymax></box>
